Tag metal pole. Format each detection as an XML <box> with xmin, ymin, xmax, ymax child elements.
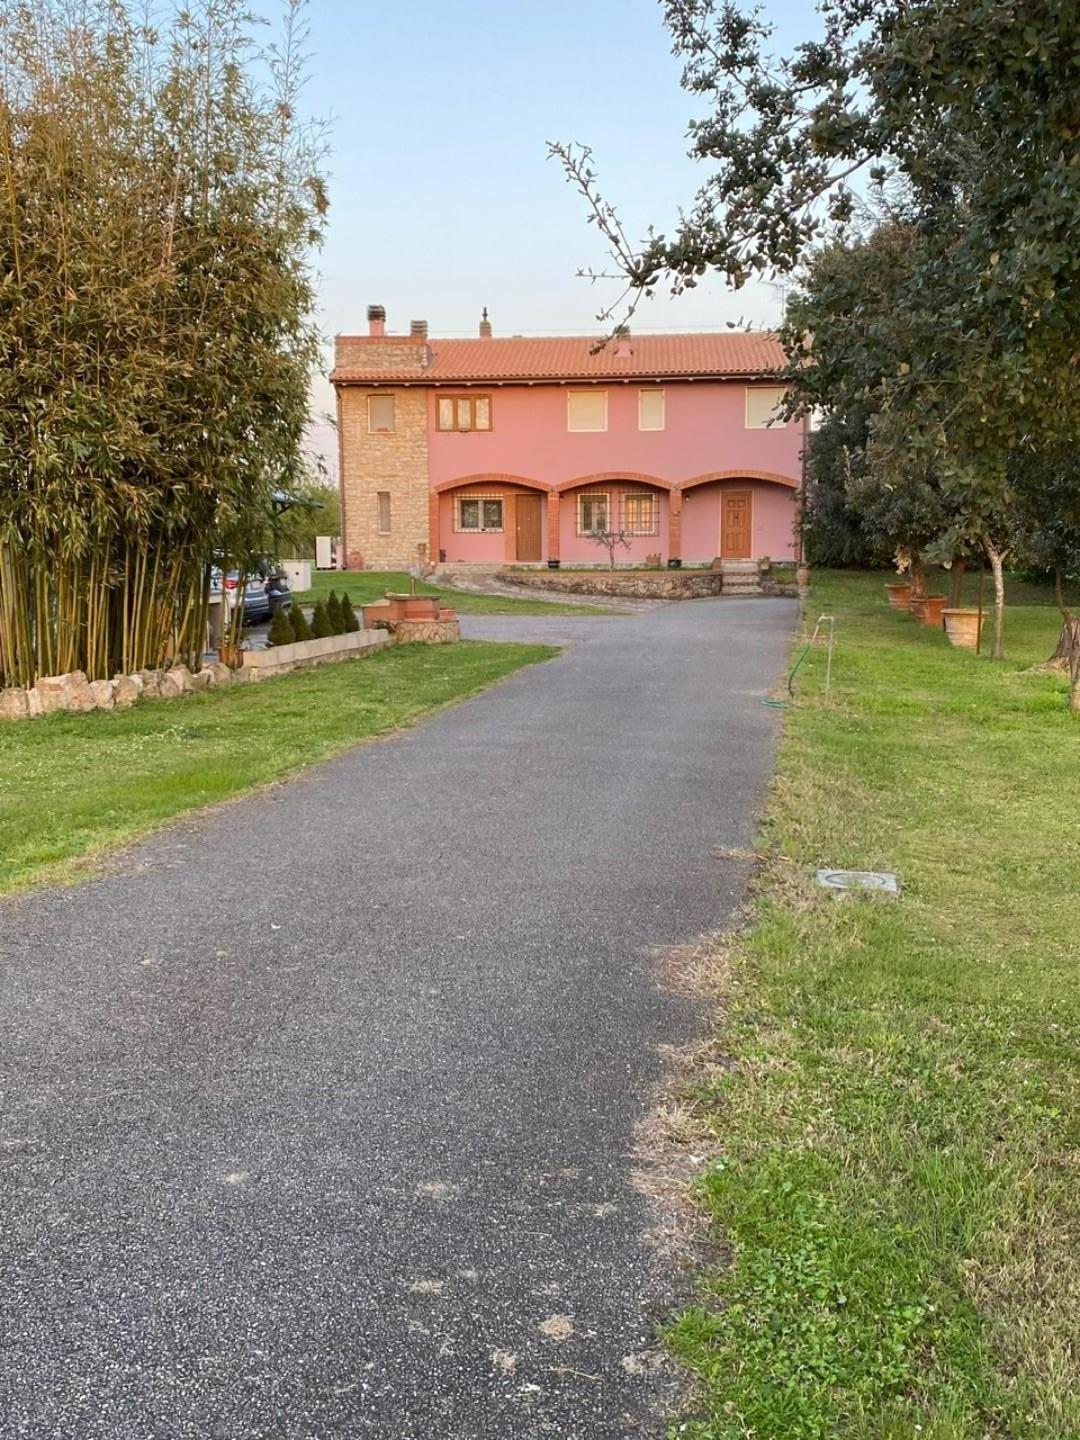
<box><xmin>976</xmin><ymin>563</ymin><xmax>985</xmax><ymax>655</ymax></box>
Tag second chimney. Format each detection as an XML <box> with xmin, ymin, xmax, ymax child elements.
<box><xmin>367</xmin><ymin>304</ymin><xmax>386</xmax><ymax>337</ymax></box>
<box><xmin>479</xmin><ymin>307</ymin><xmax>492</xmax><ymax>340</ymax></box>
<box><xmin>410</xmin><ymin>319</ymin><xmax>428</xmax><ymax>340</ymax></box>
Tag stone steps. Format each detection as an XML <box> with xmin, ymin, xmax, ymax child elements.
<box><xmin>719</xmin><ymin>560</ymin><xmax>763</xmax><ymax>596</ymax></box>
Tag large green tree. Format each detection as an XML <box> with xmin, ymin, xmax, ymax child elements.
<box><xmin>553</xmin><ymin>0</ymin><xmax>1079</xmax><ymax>408</ymax></box>
<box><xmin>552</xmin><ymin>0</ymin><xmax>1080</xmax><ymax>666</ymax></box>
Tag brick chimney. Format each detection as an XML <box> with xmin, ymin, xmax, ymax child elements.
<box><xmin>367</xmin><ymin>304</ymin><xmax>386</xmax><ymax>337</ymax></box>
<box><xmin>410</xmin><ymin>319</ymin><xmax>428</xmax><ymax>340</ymax></box>
<box><xmin>479</xmin><ymin>307</ymin><xmax>492</xmax><ymax>340</ymax></box>
<box><xmin>613</xmin><ymin>323</ymin><xmax>632</xmax><ymax>358</ymax></box>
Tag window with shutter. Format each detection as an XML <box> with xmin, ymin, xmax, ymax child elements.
<box><xmin>638</xmin><ymin>390</ymin><xmax>665</xmax><ymax>431</ymax></box>
<box><xmin>367</xmin><ymin>394</ymin><xmax>396</xmax><ymax>432</ymax></box>
<box><xmin>745</xmin><ymin>386</ymin><xmax>786</xmax><ymax>428</ymax></box>
<box><xmin>567</xmin><ymin>391</ymin><xmax>607</xmax><ymax>432</ymax></box>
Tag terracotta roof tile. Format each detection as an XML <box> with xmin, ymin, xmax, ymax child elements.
<box><xmin>331</xmin><ymin>331</ymin><xmax>785</xmax><ymax>385</ymax></box>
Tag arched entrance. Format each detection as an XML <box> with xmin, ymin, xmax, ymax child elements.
<box><xmin>680</xmin><ymin>471</ymin><xmax>798</xmax><ymax>565</ymax></box>
<box><xmin>433</xmin><ymin>475</ymin><xmax>550</xmax><ymax>566</ymax></box>
<box><xmin>555</xmin><ymin>473</ymin><xmax>672</xmax><ymax>566</ymax></box>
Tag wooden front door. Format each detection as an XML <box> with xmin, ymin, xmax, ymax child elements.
<box><xmin>515</xmin><ymin>493</ymin><xmax>542</xmax><ymax>562</ymax></box>
<box><xmin>720</xmin><ymin>490</ymin><xmax>753</xmax><ymax>559</ymax></box>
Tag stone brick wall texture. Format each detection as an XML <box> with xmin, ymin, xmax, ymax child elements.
<box><xmin>339</xmin><ymin>387</ymin><xmax>430</xmax><ymax>569</ymax></box>
<box><xmin>336</xmin><ymin>336</ymin><xmax>431</xmax><ymax>570</ymax></box>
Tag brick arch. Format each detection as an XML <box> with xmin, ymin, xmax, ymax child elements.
<box><xmin>554</xmin><ymin>471</ymin><xmax>672</xmax><ymax>493</ymax></box>
<box><xmin>681</xmin><ymin>468</ymin><xmax>798</xmax><ymax>492</ymax></box>
<box><xmin>432</xmin><ymin>472</ymin><xmax>551</xmax><ymax>493</ymax></box>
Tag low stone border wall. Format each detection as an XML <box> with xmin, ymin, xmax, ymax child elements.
<box><xmin>0</xmin><ymin>660</ymin><xmax>234</xmax><ymax>721</ymax></box>
<box><xmin>241</xmin><ymin>629</ymin><xmax>391</xmax><ymax>679</ymax></box>
<box><xmin>0</xmin><ymin>613</ymin><xmax>462</xmax><ymax>722</ymax></box>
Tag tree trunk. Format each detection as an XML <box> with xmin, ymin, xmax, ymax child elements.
<box><xmin>1050</xmin><ymin>570</ymin><xmax>1080</xmax><ymax>710</ymax></box>
<box><xmin>949</xmin><ymin>557</ymin><xmax>967</xmax><ymax>608</ymax></box>
<box><xmin>985</xmin><ymin>545</ymin><xmax>1006</xmax><ymax>660</ymax></box>
<box><xmin>909</xmin><ymin>553</ymin><xmax>928</xmax><ymax>600</ymax></box>
<box><xmin>1046</xmin><ymin>616</ymin><xmax>1080</xmax><ymax>669</ymax></box>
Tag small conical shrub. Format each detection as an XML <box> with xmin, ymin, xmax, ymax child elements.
<box><xmin>310</xmin><ymin>600</ymin><xmax>332</xmax><ymax>639</ymax></box>
<box><xmin>267</xmin><ymin>605</ymin><xmax>293</xmax><ymax>648</ymax></box>
<box><xmin>325</xmin><ymin>589</ymin><xmax>345</xmax><ymax>633</ymax></box>
<box><xmin>290</xmin><ymin>604</ymin><xmax>313</xmax><ymax>642</ymax></box>
<box><xmin>340</xmin><ymin>591</ymin><xmax>360</xmax><ymax>632</ymax></box>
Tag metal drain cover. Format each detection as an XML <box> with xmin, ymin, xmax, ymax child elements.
<box><xmin>816</xmin><ymin>868</ymin><xmax>900</xmax><ymax>894</ymax></box>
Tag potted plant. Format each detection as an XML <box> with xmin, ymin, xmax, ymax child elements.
<box><xmin>942</xmin><ymin>608</ymin><xmax>984</xmax><ymax>649</ymax></box>
<box><xmin>885</xmin><ymin>564</ymin><xmax>913</xmax><ymax>610</ymax></box>
<box><xmin>914</xmin><ymin>594</ymin><xmax>948</xmax><ymax>627</ymax></box>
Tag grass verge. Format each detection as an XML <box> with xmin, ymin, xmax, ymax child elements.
<box><xmin>0</xmin><ymin>641</ymin><xmax>553</xmax><ymax>896</ymax></box>
<box><xmin>292</xmin><ymin>568</ymin><xmax>617</xmax><ymax>616</ymax></box>
<box><xmin>666</xmin><ymin>570</ymin><xmax>1079</xmax><ymax>1439</ymax></box>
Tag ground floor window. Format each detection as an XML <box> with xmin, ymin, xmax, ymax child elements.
<box><xmin>456</xmin><ymin>495</ymin><xmax>504</xmax><ymax>532</ymax></box>
<box><xmin>577</xmin><ymin>492</ymin><xmax>609</xmax><ymax>535</ymax></box>
<box><xmin>621</xmin><ymin>491</ymin><xmax>658</xmax><ymax>536</ymax></box>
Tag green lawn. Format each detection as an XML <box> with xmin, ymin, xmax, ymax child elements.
<box><xmin>293</xmin><ymin>568</ymin><xmax>616</xmax><ymax>616</ymax></box>
<box><xmin>0</xmin><ymin>641</ymin><xmax>553</xmax><ymax>895</ymax></box>
<box><xmin>668</xmin><ymin>570</ymin><xmax>1078</xmax><ymax>1439</ymax></box>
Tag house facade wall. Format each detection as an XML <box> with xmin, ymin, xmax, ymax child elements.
<box><xmin>426</xmin><ymin>380</ymin><xmax>800</xmax><ymax>494</ymax></box>
<box><xmin>334</xmin><ymin>362</ymin><xmax>803</xmax><ymax>568</ymax></box>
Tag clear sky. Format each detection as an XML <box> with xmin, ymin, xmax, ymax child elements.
<box><xmin>293</xmin><ymin>0</ymin><xmax>817</xmax><ymax>464</ymax></box>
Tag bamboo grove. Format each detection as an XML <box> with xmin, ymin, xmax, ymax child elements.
<box><xmin>0</xmin><ymin>0</ymin><xmax>326</xmax><ymax>687</ymax></box>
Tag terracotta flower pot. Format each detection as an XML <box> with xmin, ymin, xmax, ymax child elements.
<box><xmin>915</xmin><ymin>595</ymin><xmax>948</xmax><ymax>628</ymax></box>
<box><xmin>885</xmin><ymin>582</ymin><xmax>913</xmax><ymax>612</ymax></box>
<box><xmin>943</xmin><ymin>608</ymin><xmax>984</xmax><ymax>650</ymax></box>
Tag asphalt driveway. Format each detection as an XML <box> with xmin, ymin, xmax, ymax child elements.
<box><xmin>0</xmin><ymin>598</ymin><xmax>794</xmax><ymax>1439</ymax></box>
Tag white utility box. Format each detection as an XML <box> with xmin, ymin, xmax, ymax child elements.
<box><xmin>314</xmin><ymin>535</ymin><xmax>339</xmax><ymax>570</ymax></box>
<box><xmin>280</xmin><ymin>559</ymin><xmax>312</xmax><ymax>593</ymax></box>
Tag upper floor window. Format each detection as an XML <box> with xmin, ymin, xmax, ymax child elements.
<box><xmin>437</xmin><ymin>394</ymin><xmax>492</xmax><ymax>432</ymax></box>
<box><xmin>376</xmin><ymin>491</ymin><xmax>391</xmax><ymax>533</ymax></box>
<box><xmin>567</xmin><ymin>390</ymin><xmax>607</xmax><ymax>432</ymax></box>
<box><xmin>745</xmin><ymin>386</ymin><xmax>787</xmax><ymax>429</ymax></box>
<box><xmin>638</xmin><ymin>389</ymin><xmax>665</xmax><ymax>431</ymax></box>
<box><xmin>368</xmin><ymin>393</ymin><xmax>396</xmax><ymax>433</ymax></box>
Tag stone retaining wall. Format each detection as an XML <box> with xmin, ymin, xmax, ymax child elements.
<box><xmin>502</xmin><ymin>569</ymin><xmax>726</xmax><ymax>599</ymax></box>
<box><xmin>498</xmin><ymin>568</ymin><xmax>798</xmax><ymax>600</ymax></box>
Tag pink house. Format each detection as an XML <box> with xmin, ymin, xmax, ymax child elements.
<box><xmin>331</xmin><ymin>308</ymin><xmax>804</xmax><ymax>572</ymax></box>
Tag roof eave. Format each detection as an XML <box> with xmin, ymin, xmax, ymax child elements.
<box><xmin>329</xmin><ymin>368</ymin><xmax>783</xmax><ymax>388</ymax></box>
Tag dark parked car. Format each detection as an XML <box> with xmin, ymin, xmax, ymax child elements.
<box><xmin>209</xmin><ymin>561</ymin><xmax>292</xmax><ymax>625</ymax></box>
